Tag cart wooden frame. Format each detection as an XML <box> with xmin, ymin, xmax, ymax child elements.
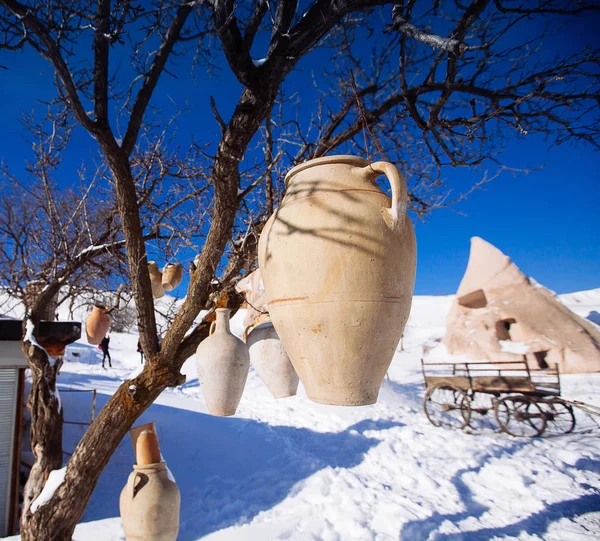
<box><xmin>421</xmin><ymin>359</ymin><xmax>576</xmax><ymax>437</ymax></box>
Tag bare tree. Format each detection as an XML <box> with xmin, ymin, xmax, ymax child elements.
<box><xmin>0</xmin><ymin>111</ymin><xmax>132</xmax><ymax>518</ymax></box>
<box><xmin>0</xmin><ymin>1</ymin><xmax>597</xmax><ymax>539</ymax></box>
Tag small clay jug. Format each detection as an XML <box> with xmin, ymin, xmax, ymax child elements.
<box><xmin>120</xmin><ymin>463</ymin><xmax>180</xmax><ymax>541</ymax></box>
<box><xmin>247</xmin><ymin>323</ymin><xmax>299</xmax><ymax>399</ymax></box>
<box><xmin>161</xmin><ymin>263</ymin><xmax>183</xmax><ymax>292</ymax></box>
<box><xmin>148</xmin><ymin>262</ymin><xmax>165</xmax><ymax>299</ymax></box>
<box><xmin>85</xmin><ymin>305</ymin><xmax>110</xmax><ymax>346</ymax></box>
<box><xmin>195</xmin><ymin>308</ymin><xmax>249</xmax><ymax>416</ymax></box>
<box><xmin>120</xmin><ymin>423</ymin><xmax>180</xmax><ymax>541</ymax></box>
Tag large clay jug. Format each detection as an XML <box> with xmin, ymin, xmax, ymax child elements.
<box><xmin>196</xmin><ymin>308</ymin><xmax>249</xmax><ymax>416</ymax></box>
<box><xmin>148</xmin><ymin>261</ymin><xmax>165</xmax><ymax>299</ymax></box>
<box><xmin>85</xmin><ymin>305</ymin><xmax>110</xmax><ymax>345</ymax></box>
<box><xmin>120</xmin><ymin>462</ymin><xmax>180</xmax><ymax>541</ymax></box>
<box><xmin>258</xmin><ymin>156</ymin><xmax>416</xmax><ymax>405</ymax></box>
<box><xmin>247</xmin><ymin>323</ymin><xmax>299</xmax><ymax>399</ymax></box>
<box><xmin>162</xmin><ymin>263</ymin><xmax>183</xmax><ymax>292</ymax></box>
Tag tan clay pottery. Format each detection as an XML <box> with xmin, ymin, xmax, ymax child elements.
<box><xmin>130</xmin><ymin>422</ymin><xmax>161</xmax><ymax>466</ymax></box>
<box><xmin>85</xmin><ymin>305</ymin><xmax>110</xmax><ymax>346</ymax></box>
<box><xmin>148</xmin><ymin>261</ymin><xmax>165</xmax><ymax>299</ymax></box>
<box><xmin>120</xmin><ymin>423</ymin><xmax>180</xmax><ymax>540</ymax></box>
<box><xmin>258</xmin><ymin>155</ymin><xmax>416</xmax><ymax>406</ymax></box>
<box><xmin>161</xmin><ymin>263</ymin><xmax>183</xmax><ymax>292</ymax></box>
<box><xmin>247</xmin><ymin>323</ymin><xmax>299</xmax><ymax>399</ymax></box>
<box><xmin>195</xmin><ymin>308</ymin><xmax>249</xmax><ymax>416</ymax></box>
<box><xmin>236</xmin><ymin>268</ymin><xmax>271</xmax><ymax>335</ymax></box>
<box><xmin>120</xmin><ymin>462</ymin><xmax>180</xmax><ymax>541</ymax></box>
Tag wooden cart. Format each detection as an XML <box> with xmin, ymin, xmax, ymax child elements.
<box><xmin>421</xmin><ymin>359</ymin><xmax>576</xmax><ymax>437</ymax></box>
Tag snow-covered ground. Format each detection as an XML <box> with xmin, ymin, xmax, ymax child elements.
<box><xmin>6</xmin><ymin>290</ymin><xmax>600</xmax><ymax>540</ymax></box>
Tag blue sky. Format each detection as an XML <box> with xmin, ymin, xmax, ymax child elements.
<box><xmin>0</xmin><ymin>8</ymin><xmax>598</xmax><ymax>297</ymax></box>
<box><xmin>414</xmin><ymin>138</ymin><xmax>599</xmax><ymax>295</ymax></box>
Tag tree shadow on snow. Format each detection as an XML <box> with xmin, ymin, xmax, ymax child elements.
<box><xmin>587</xmin><ymin>310</ymin><xmax>600</xmax><ymax>326</ymax></box>
<box><xmin>399</xmin><ymin>442</ymin><xmax>600</xmax><ymax>540</ymax></box>
<box><xmin>433</xmin><ymin>493</ymin><xmax>600</xmax><ymax>540</ymax></box>
<box><xmin>59</xmin><ymin>375</ymin><xmax>403</xmax><ymax>539</ymax></box>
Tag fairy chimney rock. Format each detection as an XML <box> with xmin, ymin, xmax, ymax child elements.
<box><xmin>456</xmin><ymin>237</ymin><xmax>528</xmax><ymax>299</ymax></box>
<box><xmin>444</xmin><ymin>237</ymin><xmax>600</xmax><ymax>374</ymax></box>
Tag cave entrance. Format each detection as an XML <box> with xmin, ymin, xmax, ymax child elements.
<box><xmin>496</xmin><ymin>318</ymin><xmax>517</xmax><ymax>340</ymax></box>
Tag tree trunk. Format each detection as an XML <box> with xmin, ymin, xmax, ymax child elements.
<box><xmin>20</xmin><ymin>343</ymin><xmax>63</xmax><ymax>533</ymax></box>
<box><xmin>19</xmin><ymin>359</ymin><xmax>186</xmax><ymax>540</ymax></box>
<box><xmin>19</xmin><ymin>86</ymin><xmax>277</xmax><ymax>540</ymax></box>
<box><xmin>102</xmin><ymin>141</ymin><xmax>160</xmax><ymax>359</ymax></box>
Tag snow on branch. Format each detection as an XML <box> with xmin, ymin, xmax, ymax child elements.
<box><xmin>25</xmin><ymin>319</ymin><xmax>58</xmax><ymax>367</ymax></box>
<box><xmin>30</xmin><ymin>467</ymin><xmax>67</xmax><ymax>514</ymax></box>
<box><xmin>390</xmin><ymin>14</ymin><xmax>469</xmax><ymax>55</ymax></box>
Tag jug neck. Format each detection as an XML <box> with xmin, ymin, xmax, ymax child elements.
<box><xmin>214</xmin><ymin>308</ymin><xmax>231</xmax><ymax>333</ymax></box>
<box><xmin>285</xmin><ymin>155</ymin><xmax>368</xmax><ymax>186</ymax></box>
<box><xmin>133</xmin><ymin>461</ymin><xmax>168</xmax><ymax>473</ymax></box>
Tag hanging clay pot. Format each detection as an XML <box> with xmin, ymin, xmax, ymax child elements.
<box><xmin>195</xmin><ymin>308</ymin><xmax>249</xmax><ymax>416</ymax></box>
<box><xmin>161</xmin><ymin>263</ymin><xmax>183</xmax><ymax>292</ymax></box>
<box><xmin>258</xmin><ymin>155</ymin><xmax>416</xmax><ymax>406</ymax></box>
<box><xmin>246</xmin><ymin>323</ymin><xmax>299</xmax><ymax>399</ymax></box>
<box><xmin>85</xmin><ymin>305</ymin><xmax>110</xmax><ymax>346</ymax></box>
<box><xmin>120</xmin><ymin>423</ymin><xmax>180</xmax><ymax>541</ymax></box>
<box><xmin>148</xmin><ymin>261</ymin><xmax>165</xmax><ymax>299</ymax></box>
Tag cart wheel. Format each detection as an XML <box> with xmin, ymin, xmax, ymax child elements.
<box><xmin>467</xmin><ymin>392</ymin><xmax>496</xmax><ymax>431</ymax></box>
<box><xmin>424</xmin><ymin>385</ymin><xmax>471</xmax><ymax>429</ymax></box>
<box><xmin>494</xmin><ymin>395</ymin><xmax>547</xmax><ymax>437</ymax></box>
<box><xmin>539</xmin><ymin>398</ymin><xmax>576</xmax><ymax>435</ymax></box>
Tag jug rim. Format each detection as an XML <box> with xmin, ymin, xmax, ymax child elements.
<box><xmin>133</xmin><ymin>461</ymin><xmax>168</xmax><ymax>472</ymax></box>
<box><xmin>285</xmin><ymin>155</ymin><xmax>369</xmax><ymax>185</ymax></box>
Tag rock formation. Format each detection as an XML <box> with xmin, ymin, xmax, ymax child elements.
<box><xmin>444</xmin><ymin>237</ymin><xmax>600</xmax><ymax>373</ymax></box>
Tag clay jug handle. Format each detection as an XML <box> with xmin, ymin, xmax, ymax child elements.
<box><xmin>362</xmin><ymin>161</ymin><xmax>407</xmax><ymax>232</ymax></box>
<box><xmin>132</xmin><ymin>472</ymin><xmax>143</xmax><ymax>499</ymax></box>
<box><xmin>209</xmin><ymin>320</ymin><xmax>216</xmax><ymax>336</ymax></box>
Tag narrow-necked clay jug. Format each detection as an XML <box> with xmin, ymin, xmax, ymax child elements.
<box><xmin>195</xmin><ymin>308</ymin><xmax>249</xmax><ymax>416</ymax></box>
<box><xmin>148</xmin><ymin>261</ymin><xmax>165</xmax><ymax>299</ymax></box>
<box><xmin>246</xmin><ymin>323</ymin><xmax>299</xmax><ymax>399</ymax></box>
<box><xmin>85</xmin><ymin>305</ymin><xmax>110</xmax><ymax>345</ymax></box>
<box><xmin>161</xmin><ymin>263</ymin><xmax>183</xmax><ymax>292</ymax></box>
<box><xmin>120</xmin><ymin>423</ymin><xmax>180</xmax><ymax>541</ymax></box>
<box><xmin>258</xmin><ymin>156</ymin><xmax>416</xmax><ymax>406</ymax></box>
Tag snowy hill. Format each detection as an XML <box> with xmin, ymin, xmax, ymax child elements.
<box><xmin>558</xmin><ymin>288</ymin><xmax>600</xmax><ymax>326</ymax></box>
<box><xmin>6</xmin><ymin>289</ymin><xmax>600</xmax><ymax>540</ymax></box>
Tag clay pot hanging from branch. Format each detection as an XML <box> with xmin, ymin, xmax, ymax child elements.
<box><xmin>258</xmin><ymin>156</ymin><xmax>416</xmax><ymax>406</ymax></box>
<box><xmin>161</xmin><ymin>263</ymin><xmax>183</xmax><ymax>292</ymax></box>
<box><xmin>246</xmin><ymin>322</ymin><xmax>299</xmax><ymax>399</ymax></box>
<box><xmin>237</xmin><ymin>269</ymin><xmax>299</xmax><ymax>399</ymax></box>
<box><xmin>85</xmin><ymin>305</ymin><xmax>110</xmax><ymax>345</ymax></box>
<box><xmin>195</xmin><ymin>308</ymin><xmax>249</xmax><ymax>416</ymax></box>
<box><xmin>120</xmin><ymin>422</ymin><xmax>180</xmax><ymax>541</ymax></box>
<box><xmin>148</xmin><ymin>261</ymin><xmax>165</xmax><ymax>299</ymax></box>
